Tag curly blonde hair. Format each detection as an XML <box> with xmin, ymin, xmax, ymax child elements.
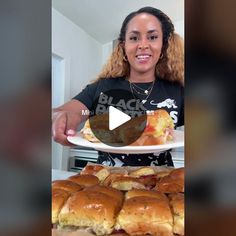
<box><xmin>97</xmin><ymin>7</ymin><xmax>184</xmax><ymax>86</ymax></box>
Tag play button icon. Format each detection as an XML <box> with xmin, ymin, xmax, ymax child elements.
<box><xmin>109</xmin><ymin>106</ymin><xmax>131</xmax><ymax>130</ymax></box>
<box><xmin>88</xmin><ymin>89</ymin><xmax>147</xmax><ymax>147</ymax></box>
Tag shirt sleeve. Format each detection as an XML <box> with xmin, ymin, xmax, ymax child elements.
<box><xmin>73</xmin><ymin>81</ymin><xmax>98</xmax><ymax>110</ymax></box>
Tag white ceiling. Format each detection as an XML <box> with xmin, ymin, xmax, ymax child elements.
<box><xmin>52</xmin><ymin>0</ymin><xmax>184</xmax><ymax>44</ymax></box>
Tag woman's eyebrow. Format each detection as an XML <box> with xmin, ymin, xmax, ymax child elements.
<box><xmin>127</xmin><ymin>29</ymin><xmax>159</xmax><ymax>35</ymax></box>
<box><xmin>127</xmin><ymin>30</ymin><xmax>140</xmax><ymax>35</ymax></box>
<box><xmin>147</xmin><ymin>30</ymin><xmax>159</xmax><ymax>34</ymax></box>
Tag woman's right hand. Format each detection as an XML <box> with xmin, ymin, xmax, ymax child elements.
<box><xmin>52</xmin><ymin>100</ymin><xmax>89</xmax><ymax>146</ymax></box>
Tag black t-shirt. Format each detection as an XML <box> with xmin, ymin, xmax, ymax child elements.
<box><xmin>74</xmin><ymin>77</ymin><xmax>184</xmax><ymax>167</ymax></box>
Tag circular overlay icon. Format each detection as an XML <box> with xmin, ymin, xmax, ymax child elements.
<box><xmin>88</xmin><ymin>89</ymin><xmax>147</xmax><ymax>147</ymax></box>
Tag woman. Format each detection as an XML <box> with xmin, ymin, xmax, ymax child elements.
<box><xmin>52</xmin><ymin>6</ymin><xmax>184</xmax><ymax>167</ymax></box>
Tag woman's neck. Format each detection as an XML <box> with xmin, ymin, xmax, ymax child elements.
<box><xmin>128</xmin><ymin>71</ymin><xmax>155</xmax><ymax>83</ymax></box>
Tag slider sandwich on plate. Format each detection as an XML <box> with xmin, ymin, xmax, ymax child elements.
<box><xmin>81</xmin><ymin>109</ymin><xmax>174</xmax><ymax>146</ymax></box>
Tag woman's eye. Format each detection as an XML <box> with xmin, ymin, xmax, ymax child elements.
<box><xmin>148</xmin><ymin>35</ymin><xmax>158</xmax><ymax>41</ymax></box>
<box><xmin>129</xmin><ymin>36</ymin><xmax>138</xmax><ymax>41</ymax></box>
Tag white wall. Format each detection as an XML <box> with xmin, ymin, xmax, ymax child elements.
<box><xmin>174</xmin><ymin>20</ymin><xmax>184</xmax><ymax>38</ymax></box>
<box><xmin>52</xmin><ymin>8</ymin><xmax>103</xmax><ymax>170</ymax></box>
<box><xmin>52</xmin><ymin>8</ymin><xmax>103</xmax><ymax>101</ymax></box>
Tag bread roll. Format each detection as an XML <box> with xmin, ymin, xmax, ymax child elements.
<box><xmin>102</xmin><ymin>173</ymin><xmax>128</xmax><ymax>187</ymax></box>
<box><xmin>59</xmin><ymin>190</ymin><xmax>122</xmax><ymax>235</ymax></box>
<box><xmin>169</xmin><ymin>193</ymin><xmax>184</xmax><ymax>235</ymax></box>
<box><xmin>80</xmin><ymin>165</ymin><xmax>110</xmax><ymax>182</ymax></box>
<box><xmin>52</xmin><ymin>188</ymin><xmax>70</xmax><ymax>224</ymax></box>
<box><xmin>154</xmin><ymin>167</ymin><xmax>184</xmax><ymax>193</ymax></box>
<box><xmin>129</xmin><ymin>167</ymin><xmax>155</xmax><ymax>177</ymax></box>
<box><xmin>115</xmin><ymin>196</ymin><xmax>173</xmax><ymax>236</ymax></box>
<box><xmin>84</xmin><ymin>185</ymin><xmax>124</xmax><ymax>206</ymax></box>
<box><xmin>52</xmin><ymin>180</ymin><xmax>82</xmax><ymax>194</ymax></box>
<box><xmin>111</xmin><ymin>176</ymin><xmax>146</xmax><ymax>191</ymax></box>
<box><xmin>68</xmin><ymin>174</ymin><xmax>99</xmax><ymax>187</ymax></box>
<box><xmin>125</xmin><ymin>189</ymin><xmax>168</xmax><ymax>201</ymax></box>
<box><xmin>130</xmin><ymin>109</ymin><xmax>174</xmax><ymax>146</ymax></box>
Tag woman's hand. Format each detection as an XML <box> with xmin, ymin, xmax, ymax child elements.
<box><xmin>52</xmin><ymin>100</ymin><xmax>88</xmax><ymax>146</ymax></box>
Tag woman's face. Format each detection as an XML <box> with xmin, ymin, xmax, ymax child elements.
<box><xmin>124</xmin><ymin>13</ymin><xmax>163</xmax><ymax>76</ymax></box>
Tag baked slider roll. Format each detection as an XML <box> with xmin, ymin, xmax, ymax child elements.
<box><xmin>68</xmin><ymin>174</ymin><xmax>99</xmax><ymax>187</ymax></box>
<box><xmin>84</xmin><ymin>185</ymin><xmax>124</xmax><ymax>206</ymax></box>
<box><xmin>111</xmin><ymin>176</ymin><xmax>146</xmax><ymax>191</ymax></box>
<box><xmin>125</xmin><ymin>189</ymin><xmax>168</xmax><ymax>202</ymax></box>
<box><xmin>115</xmin><ymin>195</ymin><xmax>173</xmax><ymax>236</ymax></box>
<box><xmin>129</xmin><ymin>167</ymin><xmax>156</xmax><ymax>177</ymax></box>
<box><xmin>154</xmin><ymin>167</ymin><xmax>184</xmax><ymax>193</ymax></box>
<box><xmin>52</xmin><ymin>188</ymin><xmax>70</xmax><ymax>224</ymax></box>
<box><xmin>52</xmin><ymin>180</ymin><xmax>82</xmax><ymax>194</ymax></box>
<box><xmin>58</xmin><ymin>190</ymin><xmax>122</xmax><ymax>235</ymax></box>
<box><xmin>102</xmin><ymin>173</ymin><xmax>128</xmax><ymax>187</ymax></box>
<box><xmin>169</xmin><ymin>193</ymin><xmax>184</xmax><ymax>235</ymax></box>
<box><xmin>80</xmin><ymin>165</ymin><xmax>110</xmax><ymax>182</ymax></box>
<box><xmin>131</xmin><ymin>109</ymin><xmax>174</xmax><ymax>146</ymax></box>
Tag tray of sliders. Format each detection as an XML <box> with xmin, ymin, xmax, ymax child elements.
<box><xmin>52</xmin><ymin>163</ymin><xmax>184</xmax><ymax>236</ymax></box>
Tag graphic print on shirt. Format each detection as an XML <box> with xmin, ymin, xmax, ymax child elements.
<box><xmin>149</xmin><ymin>98</ymin><xmax>178</xmax><ymax>125</ymax></box>
<box><xmin>151</xmin><ymin>99</ymin><xmax>177</xmax><ymax>109</ymax></box>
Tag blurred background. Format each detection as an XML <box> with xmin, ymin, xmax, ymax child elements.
<box><xmin>0</xmin><ymin>0</ymin><xmax>236</xmax><ymax>235</ymax></box>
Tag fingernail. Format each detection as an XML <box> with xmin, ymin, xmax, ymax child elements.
<box><xmin>67</xmin><ymin>129</ymin><xmax>75</xmax><ymax>136</ymax></box>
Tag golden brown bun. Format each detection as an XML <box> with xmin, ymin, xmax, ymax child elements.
<box><xmin>59</xmin><ymin>190</ymin><xmax>122</xmax><ymax>235</ymax></box>
<box><xmin>169</xmin><ymin>193</ymin><xmax>184</xmax><ymax>235</ymax></box>
<box><xmin>51</xmin><ymin>188</ymin><xmax>70</xmax><ymax>224</ymax></box>
<box><xmin>52</xmin><ymin>180</ymin><xmax>82</xmax><ymax>194</ymax></box>
<box><xmin>80</xmin><ymin>165</ymin><xmax>110</xmax><ymax>182</ymax></box>
<box><xmin>129</xmin><ymin>167</ymin><xmax>155</xmax><ymax>177</ymax></box>
<box><xmin>102</xmin><ymin>173</ymin><xmax>128</xmax><ymax>187</ymax></box>
<box><xmin>115</xmin><ymin>196</ymin><xmax>173</xmax><ymax>236</ymax></box>
<box><xmin>169</xmin><ymin>167</ymin><xmax>184</xmax><ymax>180</ymax></box>
<box><xmin>68</xmin><ymin>174</ymin><xmax>99</xmax><ymax>187</ymax></box>
<box><xmin>111</xmin><ymin>176</ymin><xmax>146</xmax><ymax>191</ymax></box>
<box><xmin>84</xmin><ymin>185</ymin><xmax>124</xmax><ymax>206</ymax></box>
<box><xmin>129</xmin><ymin>109</ymin><xmax>174</xmax><ymax>146</ymax></box>
<box><xmin>125</xmin><ymin>189</ymin><xmax>168</xmax><ymax>201</ymax></box>
<box><xmin>156</xmin><ymin>170</ymin><xmax>172</xmax><ymax>179</ymax></box>
<box><xmin>154</xmin><ymin>167</ymin><xmax>184</xmax><ymax>193</ymax></box>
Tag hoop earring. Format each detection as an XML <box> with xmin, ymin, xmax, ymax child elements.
<box><xmin>159</xmin><ymin>53</ymin><xmax>163</xmax><ymax>60</ymax></box>
<box><xmin>123</xmin><ymin>55</ymin><xmax>128</xmax><ymax>61</ymax></box>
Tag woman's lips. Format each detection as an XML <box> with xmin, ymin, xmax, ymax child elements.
<box><xmin>135</xmin><ymin>54</ymin><xmax>151</xmax><ymax>63</ymax></box>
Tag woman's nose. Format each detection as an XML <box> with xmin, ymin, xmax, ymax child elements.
<box><xmin>138</xmin><ymin>39</ymin><xmax>149</xmax><ymax>50</ymax></box>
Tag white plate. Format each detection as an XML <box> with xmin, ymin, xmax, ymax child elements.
<box><xmin>67</xmin><ymin>130</ymin><xmax>184</xmax><ymax>154</ymax></box>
